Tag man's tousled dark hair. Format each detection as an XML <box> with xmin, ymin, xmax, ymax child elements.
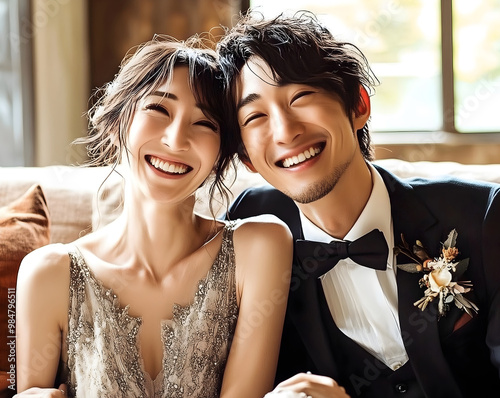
<box><xmin>217</xmin><ymin>10</ymin><xmax>379</xmax><ymax>161</ymax></box>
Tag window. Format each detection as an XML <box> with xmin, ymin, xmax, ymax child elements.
<box><xmin>453</xmin><ymin>0</ymin><xmax>500</xmax><ymax>132</ymax></box>
<box><xmin>248</xmin><ymin>0</ymin><xmax>500</xmax><ymax>134</ymax></box>
<box><xmin>0</xmin><ymin>0</ymin><xmax>33</xmax><ymax>166</ymax></box>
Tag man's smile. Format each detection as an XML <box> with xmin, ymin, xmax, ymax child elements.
<box><xmin>278</xmin><ymin>143</ymin><xmax>325</xmax><ymax>168</ymax></box>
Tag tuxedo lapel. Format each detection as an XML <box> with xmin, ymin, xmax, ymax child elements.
<box><xmin>286</xmin><ymin>213</ymin><xmax>339</xmax><ymax>376</ymax></box>
<box><xmin>288</xmin><ymin>269</ymin><xmax>339</xmax><ymax>375</ymax></box>
<box><xmin>377</xmin><ymin>165</ymin><xmax>463</xmax><ymax>396</ymax></box>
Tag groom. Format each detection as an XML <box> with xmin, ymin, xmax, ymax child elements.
<box><xmin>217</xmin><ymin>11</ymin><xmax>500</xmax><ymax>398</ymax></box>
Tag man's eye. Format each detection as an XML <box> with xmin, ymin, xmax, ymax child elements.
<box><xmin>145</xmin><ymin>103</ymin><xmax>169</xmax><ymax>115</ymax></box>
<box><xmin>291</xmin><ymin>91</ymin><xmax>315</xmax><ymax>104</ymax></box>
<box><xmin>242</xmin><ymin>113</ymin><xmax>264</xmax><ymax>127</ymax></box>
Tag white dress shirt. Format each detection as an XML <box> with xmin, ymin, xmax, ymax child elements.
<box><xmin>299</xmin><ymin>164</ymin><xmax>409</xmax><ymax>370</ymax></box>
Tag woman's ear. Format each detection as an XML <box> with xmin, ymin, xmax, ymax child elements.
<box><xmin>353</xmin><ymin>85</ymin><xmax>371</xmax><ymax>130</ymax></box>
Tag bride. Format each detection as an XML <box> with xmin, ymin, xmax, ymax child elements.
<box><xmin>15</xmin><ymin>35</ymin><xmax>292</xmax><ymax>398</ymax></box>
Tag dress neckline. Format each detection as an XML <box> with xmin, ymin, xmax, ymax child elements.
<box><xmin>69</xmin><ymin>222</ymin><xmax>231</xmax><ymax>322</ymax></box>
<box><xmin>67</xmin><ymin>222</ymin><xmax>234</xmax><ymax>387</ymax></box>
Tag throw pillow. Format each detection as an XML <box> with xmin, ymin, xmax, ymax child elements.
<box><xmin>0</xmin><ymin>185</ymin><xmax>50</xmax><ymax>397</ymax></box>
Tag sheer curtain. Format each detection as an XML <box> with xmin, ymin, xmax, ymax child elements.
<box><xmin>33</xmin><ymin>0</ymin><xmax>90</xmax><ymax>166</ymax></box>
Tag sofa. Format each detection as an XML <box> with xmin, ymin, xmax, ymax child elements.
<box><xmin>1</xmin><ymin>158</ymin><xmax>500</xmax><ymax>396</ymax></box>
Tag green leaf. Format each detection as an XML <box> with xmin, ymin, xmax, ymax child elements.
<box><xmin>397</xmin><ymin>263</ymin><xmax>421</xmax><ymax>273</ymax></box>
<box><xmin>443</xmin><ymin>229</ymin><xmax>458</xmax><ymax>249</ymax></box>
<box><xmin>454</xmin><ymin>293</ymin><xmax>479</xmax><ymax>316</ymax></box>
<box><xmin>413</xmin><ymin>242</ymin><xmax>431</xmax><ymax>262</ymax></box>
<box><xmin>453</xmin><ymin>258</ymin><xmax>469</xmax><ymax>280</ymax></box>
<box><xmin>445</xmin><ymin>294</ymin><xmax>454</xmax><ymax>303</ymax></box>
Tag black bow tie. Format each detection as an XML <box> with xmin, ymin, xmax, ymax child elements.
<box><xmin>295</xmin><ymin>229</ymin><xmax>389</xmax><ymax>278</ymax></box>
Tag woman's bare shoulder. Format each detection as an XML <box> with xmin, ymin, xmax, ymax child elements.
<box><xmin>18</xmin><ymin>243</ymin><xmax>71</xmax><ymax>287</ymax></box>
<box><xmin>232</xmin><ymin>214</ymin><xmax>291</xmax><ymax>241</ymax></box>
<box><xmin>231</xmin><ymin>215</ymin><xmax>293</xmax><ymax>271</ymax></box>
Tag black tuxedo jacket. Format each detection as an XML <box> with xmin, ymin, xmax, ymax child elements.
<box><xmin>228</xmin><ymin>165</ymin><xmax>500</xmax><ymax>398</ymax></box>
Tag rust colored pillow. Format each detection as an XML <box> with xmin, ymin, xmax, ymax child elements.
<box><xmin>0</xmin><ymin>185</ymin><xmax>50</xmax><ymax>396</ymax></box>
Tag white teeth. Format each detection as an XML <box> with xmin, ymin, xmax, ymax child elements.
<box><xmin>282</xmin><ymin>146</ymin><xmax>321</xmax><ymax>168</ymax></box>
<box><xmin>149</xmin><ymin>156</ymin><xmax>188</xmax><ymax>174</ymax></box>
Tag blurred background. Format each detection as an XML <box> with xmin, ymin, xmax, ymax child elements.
<box><xmin>1</xmin><ymin>0</ymin><xmax>499</xmax><ymax>167</ymax></box>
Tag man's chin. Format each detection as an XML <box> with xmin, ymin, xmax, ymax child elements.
<box><xmin>282</xmin><ymin>181</ymin><xmax>336</xmax><ymax>204</ymax></box>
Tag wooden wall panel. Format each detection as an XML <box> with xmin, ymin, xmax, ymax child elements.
<box><xmin>88</xmin><ymin>0</ymin><xmax>242</xmax><ymax>93</ymax></box>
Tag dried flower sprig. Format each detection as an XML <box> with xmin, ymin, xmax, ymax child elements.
<box><xmin>394</xmin><ymin>229</ymin><xmax>478</xmax><ymax>318</ymax></box>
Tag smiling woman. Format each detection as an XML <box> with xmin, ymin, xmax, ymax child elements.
<box><xmin>14</xmin><ymin>34</ymin><xmax>293</xmax><ymax>398</ymax></box>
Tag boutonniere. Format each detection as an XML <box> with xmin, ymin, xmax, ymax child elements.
<box><xmin>394</xmin><ymin>229</ymin><xmax>478</xmax><ymax>318</ymax></box>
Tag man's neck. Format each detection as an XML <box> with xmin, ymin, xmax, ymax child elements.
<box><xmin>297</xmin><ymin>161</ymin><xmax>373</xmax><ymax>239</ymax></box>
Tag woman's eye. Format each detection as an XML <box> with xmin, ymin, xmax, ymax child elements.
<box><xmin>195</xmin><ymin>120</ymin><xmax>218</xmax><ymax>131</ymax></box>
<box><xmin>291</xmin><ymin>91</ymin><xmax>315</xmax><ymax>104</ymax></box>
<box><xmin>145</xmin><ymin>103</ymin><xmax>169</xmax><ymax>115</ymax></box>
<box><xmin>241</xmin><ymin>113</ymin><xmax>264</xmax><ymax>127</ymax></box>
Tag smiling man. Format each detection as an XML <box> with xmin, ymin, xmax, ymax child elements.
<box><xmin>218</xmin><ymin>11</ymin><xmax>500</xmax><ymax>398</ymax></box>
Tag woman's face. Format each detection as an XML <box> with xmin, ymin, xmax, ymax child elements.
<box><xmin>126</xmin><ymin>66</ymin><xmax>221</xmax><ymax>204</ymax></box>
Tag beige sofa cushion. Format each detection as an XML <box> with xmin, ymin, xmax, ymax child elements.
<box><xmin>0</xmin><ymin>166</ymin><xmax>121</xmax><ymax>243</ymax></box>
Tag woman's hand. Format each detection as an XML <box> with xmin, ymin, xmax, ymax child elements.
<box><xmin>13</xmin><ymin>384</ymin><xmax>67</xmax><ymax>397</ymax></box>
<box><xmin>268</xmin><ymin>373</ymin><xmax>350</xmax><ymax>398</ymax></box>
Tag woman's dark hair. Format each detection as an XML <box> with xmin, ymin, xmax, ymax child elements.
<box><xmin>217</xmin><ymin>10</ymin><xmax>379</xmax><ymax>161</ymax></box>
<box><xmin>77</xmin><ymin>34</ymin><xmax>237</xmax><ymax>215</ymax></box>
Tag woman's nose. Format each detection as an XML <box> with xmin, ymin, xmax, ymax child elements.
<box><xmin>161</xmin><ymin>120</ymin><xmax>190</xmax><ymax>151</ymax></box>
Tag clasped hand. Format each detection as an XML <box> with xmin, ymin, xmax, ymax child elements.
<box><xmin>13</xmin><ymin>384</ymin><xmax>67</xmax><ymax>397</ymax></box>
<box><xmin>268</xmin><ymin>373</ymin><xmax>350</xmax><ymax>398</ymax></box>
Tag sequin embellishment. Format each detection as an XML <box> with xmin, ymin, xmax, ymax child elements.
<box><xmin>65</xmin><ymin>222</ymin><xmax>238</xmax><ymax>397</ymax></box>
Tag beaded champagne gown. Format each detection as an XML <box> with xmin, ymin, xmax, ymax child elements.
<box><xmin>64</xmin><ymin>222</ymin><xmax>239</xmax><ymax>397</ymax></box>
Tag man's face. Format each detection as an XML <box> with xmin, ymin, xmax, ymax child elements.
<box><xmin>236</xmin><ymin>57</ymin><xmax>369</xmax><ymax>203</ymax></box>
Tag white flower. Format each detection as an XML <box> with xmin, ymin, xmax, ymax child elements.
<box><xmin>428</xmin><ymin>267</ymin><xmax>453</xmax><ymax>292</ymax></box>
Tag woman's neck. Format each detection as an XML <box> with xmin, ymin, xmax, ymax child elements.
<box><xmin>101</xmin><ymin>192</ymin><xmax>216</xmax><ymax>282</ymax></box>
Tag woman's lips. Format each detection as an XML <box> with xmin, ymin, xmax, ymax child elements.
<box><xmin>146</xmin><ymin>155</ymin><xmax>192</xmax><ymax>174</ymax></box>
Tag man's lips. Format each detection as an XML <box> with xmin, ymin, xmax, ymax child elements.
<box><xmin>279</xmin><ymin>144</ymin><xmax>325</xmax><ymax>168</ymax></box>
<box><xmin>146</xmin><ymin>155</ymin><xmax>192</xmax><ymax>174</ymax></box>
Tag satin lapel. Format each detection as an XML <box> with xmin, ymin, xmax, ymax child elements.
<box><xmin>286</xmin><ymin>210</ymin><xmax>339</xmax><ymax>376</ymax></box>
<box><xmin>288</xmin><ymin>264</ymin><xmax>339</xmax><ymax>375</ymax></box>
<box><xmin>377</xmin><ymin>165</ymin><xmax>463</xmax><ymax>396</ymax></box>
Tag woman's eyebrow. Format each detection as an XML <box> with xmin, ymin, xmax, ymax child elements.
<box><xmin>149</xmin><ymin>91</ymin><xmax>178</xmax><ymax>100</ymax></box>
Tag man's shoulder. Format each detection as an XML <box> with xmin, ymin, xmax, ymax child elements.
<box><xmin>228</xmin><ymin>185</ymin><xmax>299</xmax><ymax>224</ymax></box>
<box><xmin>376</xmin><ymin>164</ymin><xmax>500</xmax><ymax>220</ymax></box>
<box><xmin>405</xmin><ymin>173</ymin><xmax>500</xmax><ymax>200</ymax></box>
<box><xmin>375</xmin><ymin>163</ymin><xmax>500</xmax><ymax>195</ymax></box>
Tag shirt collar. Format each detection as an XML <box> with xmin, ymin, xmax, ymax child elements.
<box><xmin>299</xmin><ymin>163</ymin><xmax>394</xmax><ymax>268</ymax></box>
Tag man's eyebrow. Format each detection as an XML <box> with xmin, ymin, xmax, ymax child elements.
<box><xmin>237</xmin><ymin>93</ymin><xmax>260</xmax><ymax>112</ymax></box>
<box><xmin>149</xmin><ymin>91</ymin><xmax>178</xmax><ymax>100</ymax></box>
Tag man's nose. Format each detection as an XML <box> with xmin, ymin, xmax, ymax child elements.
<box><xmin>271</xmin><ymin>109</ymin><xmax>304</xmax><ymax>144</ymax></box>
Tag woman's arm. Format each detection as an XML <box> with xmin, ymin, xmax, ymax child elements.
<box><xmin>220</xmin><ymin>216</ymin><xmax>293</xmax><ymax>398</ymax></box>
<box><xmin>16</xmin><ymin>244</ymin><xmax>70</xmax><ymax>392</ymax></box>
